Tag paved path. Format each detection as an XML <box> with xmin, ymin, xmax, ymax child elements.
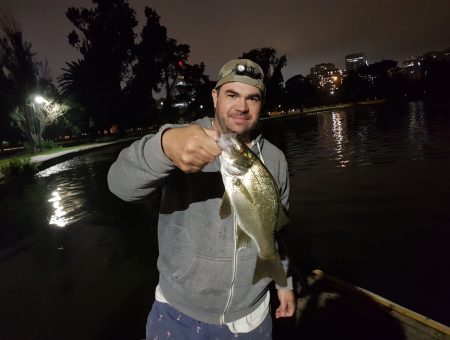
<box><xmin>0</xmin><ymin>138</ymin><xmax>137</xmax><ymax>181</ymax></box>
<box><xmin>30</xmin><ymin>140</ymin><xmax>124</xmax><ymax>164</ymax></box>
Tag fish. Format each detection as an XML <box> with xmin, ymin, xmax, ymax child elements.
<box><xmin>217</xmin><ymin>133</ymin><xmax>289</xmax><ymax>287</ymax></box>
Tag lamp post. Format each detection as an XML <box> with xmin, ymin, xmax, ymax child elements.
<box><xmin>32</xmin><ymin>94</ymin><xmax>49</xmax><ymax>152</ymax></box>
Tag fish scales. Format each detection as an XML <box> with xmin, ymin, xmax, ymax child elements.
<box><xmin>217</xmin><ymin>133</ymin><xmax>288</xmax><ymax>287</ymax></box>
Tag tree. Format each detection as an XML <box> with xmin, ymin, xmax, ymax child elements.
<box><xmin>62</xmin><ymin>0</ymin><xmax>137</xmax><ymax>134</ymax></box>
<box><xmin>284</xmin><ymin>74</ymin><xmax>319</xmax><ymax>110</ymax></box>
<box><xmin>0</xmin><ymin>13</ymin><xmax>63</xmax><ymax>151</ymax></box>
<box><xmin>172</xmin><ymin>62</ymin><xmax>214</xmax><ymax>122</ymax></box>
<box><xmin>360</xmin><ymin>60</ymin><xmax>398</xmax><ymax>99</ymax></box>
<box><xmin>159</xmin><ymin>39</ymin><xmax>190</xmax><ymax>121</ymax></box>
<box><xmin>240</xmin><ymin>48</ymin><xmax>287</xmax><ymax>112</ymax></box>
<box><xmin>11</xmin><ymin>94</ymin><xmax>69</xmax><ymax>151</ymax></box>
<box><xmin>124</xmin><ymin>6</ymin><xmax>168</xmax><ymax>128</ymax></box>
<box><xmin>338</xmin><ymin>71</ymin><xmax>370</xmax><ymax>103</ymax></box>
<box><xmin>422</xmin><ymin>57</ymin><xmax>450</xmax><ymax>99</ymax></box>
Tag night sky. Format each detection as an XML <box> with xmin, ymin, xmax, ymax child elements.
<box><xmin>2</xmin><ymin>0</ymin><xmax>450</xmax><ymax>82</ymax></box>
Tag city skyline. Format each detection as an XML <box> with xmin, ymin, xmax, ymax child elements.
<box><xmin>2</xmin><ymin>0</ymin><xmax>450</xmax><ymax>82</ymax></box>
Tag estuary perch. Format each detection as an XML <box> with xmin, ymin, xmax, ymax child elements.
<box><xmin>217</xmin><ymin>133</ymin><xmax>289</xmax><ymax>287</ymax></box>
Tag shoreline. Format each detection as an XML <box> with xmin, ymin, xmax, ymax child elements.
<box><xmin>0</xmin><ymin>138</ymin><xmax>137</xmax><ymax>183</ymax></box>
<box><xmin>261</xmin><ymin>99</ymin><xmax>386</xmax><ymax>120</ymax></box>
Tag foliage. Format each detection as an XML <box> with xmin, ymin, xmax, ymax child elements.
<box><xmin>61</xmin><ymin>0</ymin><xmax>137</xmax><ymax>132</ymax></box>
<box><xmin>422</xmin><ymin>58</ymin><xmax>450</xmax><ymax>99</ymax></box>
<box><xmin>0</xmin><ymin>14</ymin><xmax>37</xmax><ymax>144</ymax></box>
<box><xmin>159</xmin><ymin>39</ymin><xmax>190</xmax><ymax>118</ymax></box>
<box><xmin>61</xmin><ymin>2</ymin><xmax>207</xmax><ymax>129</ymax></box>
<box><xmin>338</xmin><ymin>71</ymin><xmax>371</xmax><ymax>103</ymax></box>
<box><xmin>0</xmin><ymin>156</ymin><xmax>36</xmax><ymax>177</ymax></box>
<box><xmin>123</xmin><ymin>6</ymin><xmax>169</xmax><ymax>128</ymax></box>
<box><xmin>240</xmin><ymin>48</ymin><xmax>287</xmax><ymax>111</ymax></box>
<box><xmin>0</xmin><ymin>13</ymin><xmax>64</xmax><ymax>151</ymax></box>
<box><xmin>10</xmin><ymin>95</ymin><xmax>69</xmax><ymax>151</ymax></box>
<box><xmin>172</xmin><ymin>62</ymin><xmax>214</xmax><ymax>122</ymax></box>
<box><xmin>284</xmin><ymin>75</ymin><xmax>320</xmax><ymax>110</ymax></box>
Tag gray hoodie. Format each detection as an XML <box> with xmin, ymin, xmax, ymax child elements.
<box><xmin>107</xmin><ymin>116</ymin><xmax>290</xmax><ymax>324</ymax></box>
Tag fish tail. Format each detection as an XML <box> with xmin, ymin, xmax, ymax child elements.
<box><xmin>253</xmin><ymin>253</ymin><xmax>287</xmax><ymax>287</ymax></box>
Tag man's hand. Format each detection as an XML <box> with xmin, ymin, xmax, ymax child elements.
<box><xmin>275</xmin><ymin>289</ymin><xmax>296</xmax><ymax>318</ymax></box>
<box><xmin>162</xmin><ymin>124</ymin><xmax>222</xmax><ymax>173</ymax></box>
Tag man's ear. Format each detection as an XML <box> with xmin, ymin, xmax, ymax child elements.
<box><xmin>211</xmin><ymin>89</ymin><xmax>218</xmax><ymax>109</ymax></box>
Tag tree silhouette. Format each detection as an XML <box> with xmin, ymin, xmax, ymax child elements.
<box><xmin>124</xmin><ymin>7</ymin><xmax>168</xmax><ymax>128</ymax></box>
<box><xmin>240</xmin><ymin>47</ymin><xmax>287</xmax><ymax>112</ymax></box>
<box><xmin>159</xmin><ymin>39</ymin><xmax>190</xmax><ymax>121</ymax></box>
<box><xmin>338</xmin><ymin>71</ymin><xmax>370</xmax><ymax>103</ymax></box>
<box><xmin>284</xmin><ymin>74</ymin><xmax>320</xmax><ymax>110</ymax></box>
<box><xmin>422</xmin><ymin>57</ymin><xmax>450</xmax><ymax>99</ymax></box>
<box><xmin>62</xmin><ymin>0</ymin><xmax>137</xmax><ymax>134</ymax></box>
<box><xmin>0</xmin><ymin>13</ymin><xmax>60</xmax><ymax>151</ymax></box>
<box><xmin>172</xmin><ymin>62</ymin><xmax>214</xmax><ymax>122</ymax></box>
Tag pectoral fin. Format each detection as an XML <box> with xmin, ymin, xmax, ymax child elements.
<box><xmin>219</xmin><ymin>192</ymin><xmax>232</xmax><ymax>219</ymax></box>
<box><xmin>234</xmin><ymin>178</ymin><xmax>253</xmax><ymax>203</ymax></box>
<box><xmin>253</xmin><ymin>253</ymin><xmax>287</xmax><ymax>287</ymax></box>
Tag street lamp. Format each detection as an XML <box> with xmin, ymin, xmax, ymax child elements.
<box><xmin>34</xmin><ymin>95</ymin><xmax>49</xmax><ymax>105</ymax></box>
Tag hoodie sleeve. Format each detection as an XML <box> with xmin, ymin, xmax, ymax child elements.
<box><xmin>107</xmin><ymin>125</ymin><xmax>175</xmax><ymax>202</ymax></box>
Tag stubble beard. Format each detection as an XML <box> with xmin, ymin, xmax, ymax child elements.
<box><xmin>214</xmin><ymin>109</ymin><xmax>254</xmax><ymax>143</ymax></box>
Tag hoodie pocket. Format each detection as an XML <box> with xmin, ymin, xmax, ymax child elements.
<box><xmin>174</xmin><ymin>254</ymin><xmax>233</xmax><ymax>295</ymax></box>
<box><xmin>158</xmin><ymin>224</ymin><xmax>194</xmax><ymax>279</ymax></box>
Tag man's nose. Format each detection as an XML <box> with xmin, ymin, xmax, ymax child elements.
<box><xmin>235</xmin><ymin>98</ymin><xmax>248</xmax><ymax>113</ymax></box>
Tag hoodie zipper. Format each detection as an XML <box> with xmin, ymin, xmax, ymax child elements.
<box><xmin>220</xmin><ymin>213</ymin><xmax>238</xmax><ymax>324</ymax></box>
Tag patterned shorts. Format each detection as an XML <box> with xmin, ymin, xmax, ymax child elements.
<box><xmin>146</xmin><ymin>301</ymin><xmax>272</xmax><ymax>340</ymax></box>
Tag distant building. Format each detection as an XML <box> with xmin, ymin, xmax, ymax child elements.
<box><xmin>400</xmin><ymin>48</ymin><xmax>450</xmax><ymax>81</ymax></box>
<box><xmin>308</xmin><ymin>63</ymin><xmax>343</xmax><ymax>94</ymax></box>
<box><xmin>422</xmin><ymin>48</ymin><xmax>450</xmax><ymax>62</ymax></box>
<box><xmin>345</xmin><ymin>53</ymin><xmax>368</xmax><ymax>72</ymax></box>
<box><xmin>400</xmin><ymin>57</ymin><xmax>423</xmax><ymax>81</ymax></box>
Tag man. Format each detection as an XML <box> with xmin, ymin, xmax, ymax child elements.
<box><xmin>108</xmin><ymin>59</ymin><xmax>295</xmax><ymax>339</ymax></box>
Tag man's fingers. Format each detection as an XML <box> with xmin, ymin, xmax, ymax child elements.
<box><xmin>179</xmin><ymin>149</ymin><xmax>216</xmax><ymax>171</ymax></box>
<box><xmin>162</xmin><ymin>125</ymin><xmax>222</xmax><ymax>173</ymax></box>
<box><xmin>203</xmin><ymin>127</ymin><xmax>220</xmax><ymax>141</ymax></box>
<box><xmin>286</xmin><ymin>301</ymin><xmax>295</xmax><ymax>316</ymax></box>
<box><xmin>202</xmin><ymin>128</ymin><xmax>222</xmax><ymax>157</ymax></box>
<box><xmin>275</xmin><ymin>289</ymin><xmax>296</xmax><ymax>318</ymax></box>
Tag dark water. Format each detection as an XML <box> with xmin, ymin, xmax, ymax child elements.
<box><xmin>261</xmin><ymin>101</ymin><xmax>450</xmax><ymax>327</ymax></box>
<box><xmin>1</xmin><ymin>101</ymin><xmax>449</xmax><ymax>339</ymax></box>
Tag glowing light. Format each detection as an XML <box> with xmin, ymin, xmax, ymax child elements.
<box><xmin>34</xmin><ymin>95</ymin><xmax>49</xmax><ymax>104</ymax></box>
<box><xmin>48</xmin><ymin>188</ymin><xmax>70</xmax><ymax>227</ymax></box>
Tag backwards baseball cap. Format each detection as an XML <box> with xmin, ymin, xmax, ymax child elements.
<box><xmin>214</xmin><ymin>59</ymin><xmax>265</xmax><ymax>94</ymax></box>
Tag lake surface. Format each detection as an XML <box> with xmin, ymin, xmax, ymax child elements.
<box><xmin>1</xmin><ymin>101</ymin><xmax>449</xmax><ymax>339</ymax></box>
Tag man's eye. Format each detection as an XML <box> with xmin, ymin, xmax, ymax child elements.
<box><xmin>228</xmin><ymin>94</ymin><xmax>236</xmax><ymax>99</ymax></box>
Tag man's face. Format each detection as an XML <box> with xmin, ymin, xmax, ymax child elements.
<box><xmin>212</xmin><ymin>82</ymin><xmax>262</xmax><ymax>140</ymax></box>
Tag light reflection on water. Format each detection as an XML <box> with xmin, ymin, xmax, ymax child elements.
<box><xmin>408</xmin><ymin>101</ymin><xmax>427</xmax><ymax>160</ymax></box>
<box><xmin>35</xmin><ymin>159</ymin><xmax>76</xmax><ymax>178</ymax></box>
<box><xmin>48</xmin><ymin>188</ymin><xmax>69</xmax><ymax>227</ymax></box>
<box><xmin>330</xmin><ymin>111</ymin><xmax>349</xmax><ymax>167</ymax></box>
<box><xmin>276</xmin><ymin>101</ymin><xmax>449</xmax><ymax>177</ymax></box>
<box><xmin>30</xmin><ymin>155</ymin><xmax>108</xmax><ymax>229</ymax></box>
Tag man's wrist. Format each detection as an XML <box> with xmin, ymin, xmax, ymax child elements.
<box><xmin>276</xmin><ymin>276</ymin><xmax>293</xmax><ymax>290</ymax></box>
